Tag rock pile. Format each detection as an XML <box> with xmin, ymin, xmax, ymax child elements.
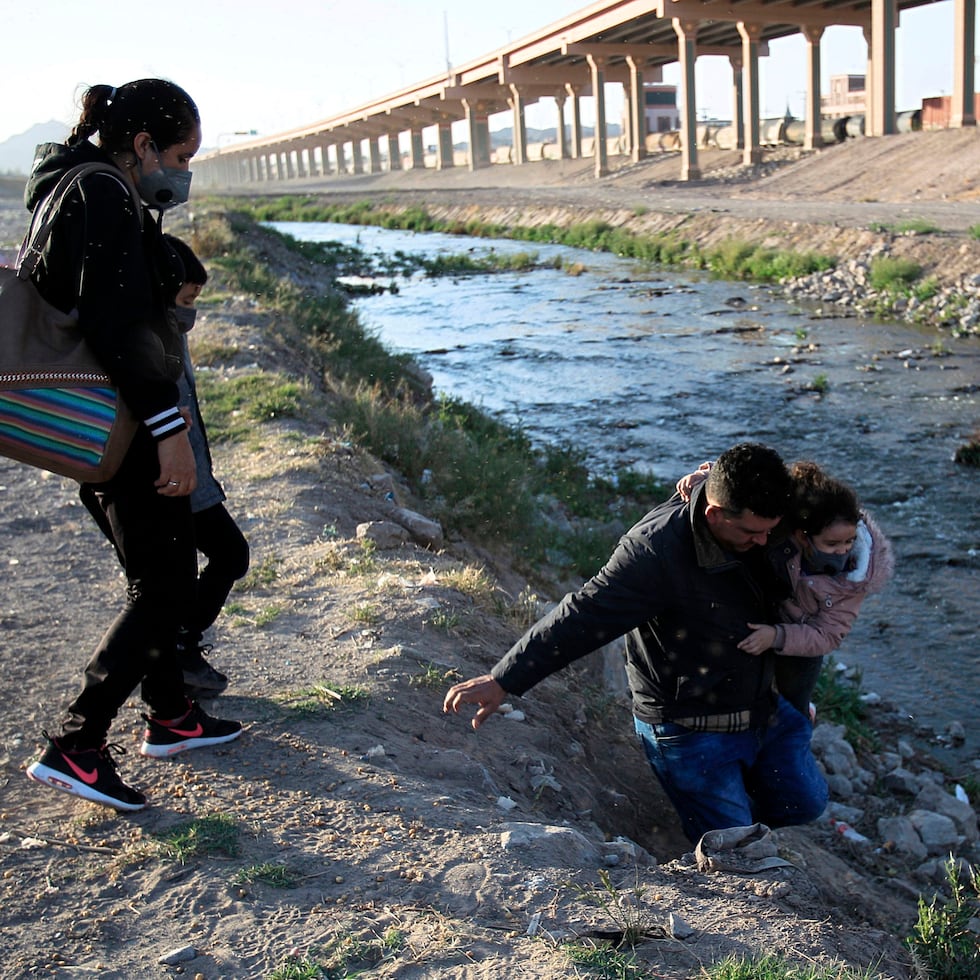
<box><xmin>783</xmin><ymin>243</ymin><xmax>980</xmax><ymax>337</ymax></box>
<box><xmin>811</xmin><ymin>716</ymin><xmax>979</xmax><ymax>884</ymax></box>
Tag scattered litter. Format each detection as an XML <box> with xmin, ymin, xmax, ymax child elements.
<box><xmin>530</xmin><ymin>774</ymin><xmax>562</xmax><ymax>792</ymax></box>
<box><xmin>503</xmin><ymin>710</ymin><xmax>526</xmax><ymax>722</ymax></box>
<box><xmin>526</xmin><ymin>912</ymin><xmax>542</xmax><ymax>936</ymax></box>
<box><xmin>363</xmin><ymin>745</ymin><xmax>386</xmax><ymax>759</ymax></box>
<box><xmin>158</xmin><ymin>946</ymin><xmax>197</xmax><ymax>966</ymax></box>
<box><xmin>497</xmin><ymin>795</ymin><xmax>518</xmax><ymax>811</ymax></box>
<box><xmin>831</xmin><ymin>820</ymin><xmax>870</xmax><ymax>844</ymax></box>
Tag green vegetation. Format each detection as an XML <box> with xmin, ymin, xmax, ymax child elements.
<box><xmin>418</xmin><ymin>249</ymin><xmax>562</xmax><ymax>275</ymax></box>
<box><xmin>409</xmin><ymin>660</ymin><xmax>463</xmax><ymax>688</ymax></box>
<box><xmin>235</xmin><ymin>863</ymin><xmax>298</xmax><ymax>888</ymax></box>
<box><xmin>813</xmin><ymin>658</ymin><xmax>878</xmax><ymax>750</ymax></box>
<box><xmin>892</xmin><ymin>219</ymin><xmax>940</xmax><ymax>235</ymax></box>
<box><xmin>240</xmin><ymin>554</ymin><xmax>280</xmax><ymax>590</ymax></box>
<box><xmin>703</xmin><ymin>954</ymin><xmax>878</xmax><ymax>979</ymax></box>
<box><xmin>709</xmin><ymin>238</ymin><xmax>835</xmax><ymax>281</ymax></box>
<box><xmin>969</xmin><ymin>223</ymin><xmax>980</xmax><ymax>241</ymax></box>
<box><xmin>871</xmin><ymin>219</ymin><xmax>940</xmax><ymax>236</ymax></box>
<box><xmin>274</xmin><ymin>683</ymin><xmax>370</xmax><ymax>718</ymax></box>
<box><xmin>425</xmin><ymin>607</ymin><xmax>461</xmax><ymax>631</ymax></box>
<box><xmin>564</xmin><ymin>941</ymin><xmax>658</xmax><ymax>979</ymax></box>
<box><xmin>954</xmin><ymin>432</ymin><xmax>980</xmax><ymax>467</ymax></box>
<box><xmin>571</xmin><ymin>869</ymin><xmax>659</xmax><ymax>948</ymax></box>
<box><xmin>906</xmin><ymin>857</ymin><xmax>980</xmax><ymax>980</ymax></box>
<box><xmin>238</xmin><ymin>197</ymin><xmax>835</xmax><ymax>285</ymax></box>
<box><xmin>808</xmin><ymin>373</ymin><xmax>830</xmax><ymax>394</ymax></box>
<box><xmin>269</xmin><ymin>928</ymin><xmax>407</xmax><ymax>979</ymax></box>
<box><xmin>913</xmin><ymin>277</ymin><xmax>941</xmax><ymax>302</ymax></box>
<box><xmin>152</xmin><ymin>813</ymin><xmax>240</xmax><ymax>862</ymax></box>
<box><xmin>255</xmin><ymin>602</ymin><xmax>285</xmax><ymax>627</ymax></box>
<box><xmin>868</xmin><ymin>256</ymin><xmax>923</xmax><ymax>291</ymax></box>
<box><xmin>195</xmin><ymin>371</ymin><xmax>306</xmax><ymax>446</ymax></box>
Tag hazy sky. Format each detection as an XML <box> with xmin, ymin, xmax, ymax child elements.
<box><xmin>3</xmin><ymin>0</ymin><xmax>960</xmax><ymax>149</ymax></box>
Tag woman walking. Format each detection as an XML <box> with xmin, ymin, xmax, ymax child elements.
<box><xmin>24</xmin><ymin>79</ymin><xmax>241</xmax><ymax>811</ymax></box>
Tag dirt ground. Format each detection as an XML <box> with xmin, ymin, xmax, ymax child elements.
<box><xmin>0</xmin><ymin>133</ymin><xmax>977</xmax><ymax>979</ymax></box>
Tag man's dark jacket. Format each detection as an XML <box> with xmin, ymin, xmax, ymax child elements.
<box><xmin>492</xmin><ymin>483</ymin><xmax>790</xmax><ymax>726</ymax></box>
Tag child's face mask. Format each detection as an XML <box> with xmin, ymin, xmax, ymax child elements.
<box><xmin>806</xmin><ymin>540</ymin><xmax>850</xmax><ymax>574</ymax></box>
<box><xmin>172</xmin><ymin>306</ymin><xmax>197</xmax><ymax>333</ymax></box>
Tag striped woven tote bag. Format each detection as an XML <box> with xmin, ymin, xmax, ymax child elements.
<box><xmin>0</xmin><ymin>163</ymin><xmax>137</xmax><ymax>482</ymax></box>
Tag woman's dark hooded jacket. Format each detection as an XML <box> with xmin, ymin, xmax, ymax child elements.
<box><xmin>24</xmin><ymin>140</ymin><xmax>185</xmax><ymax>434</ymax></box>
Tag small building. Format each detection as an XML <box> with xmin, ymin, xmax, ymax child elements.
<box><xmin>822</xmin><ymin>74</ymin><xmax>866</xmax><ymax>118</ymax></box>
<box><xmin>642</xmin><ymin>84</ymin><xmax>680</xmax><ymax>134</ymax></box>
<box><xmin>921</xmin><ymin>93</ymin><xmax>980</xmax><ymax>129</ymax></box>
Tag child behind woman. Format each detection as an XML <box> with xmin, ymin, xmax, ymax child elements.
<box><xmin>164</xmin><ymin>235</ymin><xmax>250</xmax><ymax>698</ymax></box>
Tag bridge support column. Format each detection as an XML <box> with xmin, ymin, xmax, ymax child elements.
<box><xmin>410</xmin><ymin>129</ymin><xmax>425</xmax><ymax>169</ymax></box>
<box><xmin>387</xmin><ymin>133</ymin><xmax>402</xmax><ymax>170</ymax></box>
<box><xmin>463</xmin><ymin>100</ymin><xmax>491</xmax><ymax>170</ymax></box>
<box><xmin>369</xmin><ymin>137</ymin><xmax>382</xmax><ymax>174</ymax></box>
<box><xmin>626</xmin><ymin>56</ymin><xmax>647</xmax><ymax>163</ymax></box>
<box><xmin>351</xmin><ymin>140</ymin><xmax>364</xmax><ymax>175</ymax></box>
<box><xmin>802</xmin><ymin>25</ymin><xmax>825</xmax><ymax>150</ymax></box>
<box><xmin>738</xmin><ymin>21</ymin><xmax>763</xmax><ymax>165</ymax></box>
<box><xmin>555</xmin><ymin>92</ymin><xmax>569</xmax><ymax>160</ymax></box>
<box><xmin>869</xmin><ymin>0</ymin><xmax>898</xmax><ymax>135</ymax></box>
<box><xmin>952</xmin><ymin>0</ymin><xmax>977</xmax><ymax>126</ymax></box>
<box><xmin>863</xmin><ymin>27</ymin><xmax>873</xmax><ymax>137</ymax></box>
<box><xmin>672</xmin><ymin>19</ymin><xmax>701</xmax><ymax>180</ymax></box>
<box><xmin>508</xmin><ymin>85</ymin><xmax>528</xmax><ymax>165</ymax></box>
<box><xmin>436</xmin><ymin>122</ymin><xmax>454</xmax><ymax>169</ymax></box>
<box><xmin>566</xmin><ymin>84</ymin><xmax>583</xmax><ymax>159</ymax></box>
<box><xmin>587</xmin><ymin>54</ymin><xmax>609</xmax><ymax>177</ymax></box>
<box><xmin>728</xmin><ymin>55</ymin><xmax>745</xmax><ymax>150</ymax></box>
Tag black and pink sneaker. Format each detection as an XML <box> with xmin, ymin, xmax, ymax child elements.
<box><xmin>140</xmin><ymin>701</ymin><xmax>242</xmax><ymax>758</ymax></box>
<box><xmin>26</xmin><ymin>731</ymin><xmax>146</xmax><ymax>812</ymax></box>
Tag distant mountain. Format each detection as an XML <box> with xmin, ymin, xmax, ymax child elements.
<box><xmin>0</xmin><ymin>121</ymin><xmax>70</xmax><ymax>175</ymax></box>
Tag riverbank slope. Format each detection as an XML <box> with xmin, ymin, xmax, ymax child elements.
<box><xmin>215</xmin><ymin>129</ymin><xmax>980</xmax><ymax>312</ymax></box>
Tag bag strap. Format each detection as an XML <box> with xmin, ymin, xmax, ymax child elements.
<box><xmin>17</xmin><ymin>162</ymin><xmax>145</xmax><ymax>281</ymax></box>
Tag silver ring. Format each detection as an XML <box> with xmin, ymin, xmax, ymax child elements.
<box><xmin>168</xmin><ymin>480</ymin><xmax>180</xmax><ymax>486</ymax></box>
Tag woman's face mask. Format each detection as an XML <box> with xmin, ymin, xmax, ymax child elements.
<box><xmin>136</xmin><ymin>128</ymin><xmax>200</xmax><ymax>211</ymax></box>
<box><xmin>138</xmin><ymin>145</ymin><xmax>193</xmax><ymax>210</ymax></box>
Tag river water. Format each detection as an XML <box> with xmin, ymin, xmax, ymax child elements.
<box><xmin>272</xmin><ymin>221</ymin><xmax>980</xmax><ymax>755</ymax></box>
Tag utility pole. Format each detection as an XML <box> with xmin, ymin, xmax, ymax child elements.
<box><xmin>444</xmin><ymin>10</ymin><xmax>452</xmax><ymax>78</ymax></box>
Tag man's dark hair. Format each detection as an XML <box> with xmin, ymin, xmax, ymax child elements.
<box><xmin>705</xmin><ymin>442</ymin><xmax>791</xmax><ymax>519</ymax></box>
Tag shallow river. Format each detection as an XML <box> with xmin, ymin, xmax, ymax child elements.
<box><xmin>273</xmin><ymin>221</ymin><xmax>980</xmax><ymax>755</ymax></box>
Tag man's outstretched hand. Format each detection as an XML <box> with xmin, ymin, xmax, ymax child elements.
<box><xmin>443</xmin><ymin>674</ymin><xmax>507</xmax><ymax>730</ymax></box>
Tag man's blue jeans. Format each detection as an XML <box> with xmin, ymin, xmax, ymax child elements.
<box><xmin>634</xmin><ymin>698</ymin><xmax>828</xmax><ymax>843</ymax></box>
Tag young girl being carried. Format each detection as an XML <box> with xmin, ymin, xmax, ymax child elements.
<box><xmin>679</xmin><ymin>459</ymin><xmax>894</xmax><ymax>718</ymax></box>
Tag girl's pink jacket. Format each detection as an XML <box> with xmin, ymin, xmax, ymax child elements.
<box><xmin>775</xmin><ymin>511</ymin><xmax>894</xmax><ymax>658</ymax></box>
